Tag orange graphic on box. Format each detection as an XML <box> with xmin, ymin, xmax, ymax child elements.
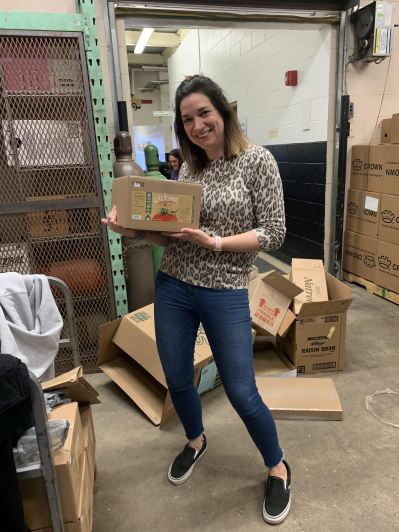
<box><xmin>152</xmin><ymin>202</ymin><xmax>178</xmax><ymax>222</ymax></box>
<box><xmin>254</xmin><ymin>298</ymin><xmax>280</xmax><ymax>327</ymax></box>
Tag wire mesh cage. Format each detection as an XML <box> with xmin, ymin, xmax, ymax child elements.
<box><xmin>0</xmin><ymin>32</ymin><xmax>115</xmax><ymax>373</ymax></box>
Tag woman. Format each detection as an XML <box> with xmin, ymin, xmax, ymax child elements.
<box><xmin>168</xmin><ymin>148</ymin><xmax>183</xmax><ymax>180</ymax></box>
<box><xmin>102</xmin><ymin>75</ymin><xmax>290</xmax><ymax>525</ymax></box>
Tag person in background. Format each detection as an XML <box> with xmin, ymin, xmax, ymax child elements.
<box><xmin>168</xmin><ymin>148</ymin><xmax>183</xmax><ymax>180</ymax></box>
<box><xmin>102</xmin><ymin>74</ymin><xmax>290</xmax><ymax>525</ymax></box>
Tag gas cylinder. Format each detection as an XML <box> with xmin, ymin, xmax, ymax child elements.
<box><xmin>144</xmin><ymin>143</ymin><xmax>167</xmax><ymax>279</ymax></box>
<box><xmin>113</xmin><ymin>128</ymin><xmax>154</xmax><ymax>312</ymax></box>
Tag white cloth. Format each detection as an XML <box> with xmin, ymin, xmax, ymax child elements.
<box><xmin>0</xmin><ymin>272</ymin><xmax>63</xmax><ymax>379</ymax></box>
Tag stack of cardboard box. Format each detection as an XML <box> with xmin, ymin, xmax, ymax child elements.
<box><xmin>343</xmin><ymin>113</ymin><xmax>399</xmax><ymax>293</ymax></box>
<box><xmin>250</xmin><ymin>261</ymin><xmax>352</xmax><ymax>375</ymax></box>
<box><xmin>20</xmin><ymin>369</ymin><xmax>98</xmax><ymax>532</ymax></box>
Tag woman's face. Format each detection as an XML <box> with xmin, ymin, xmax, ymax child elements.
<box><xmin>180</xmin><ymin>92</ymin><xmax>225</xmax><ymax>159</ymax></box>
<box><xmin>169</xmin><ymin>155</ymin><xmax>180</xmax><ymax>171</ymax></box>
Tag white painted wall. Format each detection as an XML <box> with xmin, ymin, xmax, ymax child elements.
<box><xmin>168</xmin><ymin>25</ymin><xmax>334</xmax><ymax>146</ymax></box>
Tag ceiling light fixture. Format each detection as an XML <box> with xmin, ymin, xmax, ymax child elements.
<box><xmin>134</xmin><ymin>28</ymin><xmax>154</xmax><ymax>54</ymax></box>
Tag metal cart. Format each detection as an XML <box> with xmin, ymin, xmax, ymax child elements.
<box><xmin>15</xmin><ymin>276</ymin><xmax>81</xmax><ymax>532</ymax></box>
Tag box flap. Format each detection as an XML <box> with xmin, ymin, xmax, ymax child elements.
<box><xmin>260</xmin><ymin>270</ymin><xmax>303</xmax><ymax>299</ymax></box>
<box><xmin>277</xmin><ymin>309</ymin><xmax>296</xmax><ymax>336</ymax></box>
<box><xmin>97</xmin><ymin>318</ymin><xmax>123</xmax><ymax>364</ymax></box>
<box><xmin>100</xmin><ymin>355</ymin><xmax>166</xmax><ymax>426</ymax></box>
<box><xmin>42</xmin><ymin>367</ymin><xmax>100</xmax><ymax>405</ymax></box>
<box><xmin>295</xmin><ymin>272</ymin><xmax>352</xmax><ymax>316</ymax></box>
<box><xmin>255</xmin><ymin>377</ymin><xmax>343</xmax><ymax>420</ymax></box>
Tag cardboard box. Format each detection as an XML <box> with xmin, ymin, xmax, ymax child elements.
<box><xmin>42</xmin><ymin>366</ymin><xmax>100</xmax><ymax>405</ymax></box>
<box><xmin>36</xmin><ymin>449</ymin><xmax>94</xmax><ymax>532</ymax></box>
<box><xmin>0</xmin><ymin>242</ymin><xmax>31</xmax><ymax>273</ymax></box>
<box><xmin>255</xmin><ymin>377</ymin><xmax>343</xmax><ymax>420</ymax></box>
<box><xmin>20</xmin><ymin>402</ymin><xmax>85</xmax><ymax>530</ymax></box>
<box><xmin>249</xmin><ymin>270</ymin><xmax>302</xmax><ymax>336</ymax></box>
<box><xmin>379</xmin><ymin>194</ymin><xmax>399</xmax><ymax>245</ymax></box>
<box><xmin>111</xmin><ymin>175</ymin><xmax>201</xmax><ymax>232</ymax></box>
<box><xmin>25</xmin><ymin>196</ymin><xmax>69</xmax><ymax>238</ymax></box>
<box><xmin>381</xmin><ymin>118</ymin><xmax>392</xmax><ymax>143</ymax></box>
<box><xmin>343</xmin><ymin>230</ymin><xmax>379</xmax><ymax>282</ymax></box>
<box><xmin>350</xmin><ymin>144</ymin><xmax>385</xmax><ymax>193</ymax></box>
<box><xmin>79</xmin><ymin>405</ymin><xmax>96</xmax><ymax>484</ymax></box>
<box><xmin>391</xmin><ymin>113</ymin><xmax>399</xmax><ymax>144</ymax></box>
<box><xmin>98</xmin><ymin>305</ymin><xmax>214</xmax><ymax>426</ymax></box>
<box><xmin>345</xmin><ymin>188</ymin><xmax>381</xmax><ymax>238</ymax></box>
<box><xmin>375</xmin><ymin>240</ymin><xmax>399</xmax><ymax>294</ymax></box>
<box><xmin>290</xmin><ymin>259</ymin><xmax>328</xmax><ymax>314</ymax></box>
<box><xmin>383</xmin><ymin>144</ymin><xmax>399</xmax><ymax>196</ymax></box>
<box><xmin>2</xmin><ymin>120</ymin><xmax>85</xmax><ymax>167</ymax></box>
<box><xmin>278</xmin><ymin>271</ymin><xmax>352</xmax><ymax>374</ymax></box>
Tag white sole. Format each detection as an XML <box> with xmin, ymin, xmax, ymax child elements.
<box><xmin>262</xmin><ymin>495</ymin><xmax>291</xmax><ymax>525</ymax></box>
<box><xmin>167</xmin><ymin>446</ymin><xmax>207</xmax><ymax>486</ymax></box>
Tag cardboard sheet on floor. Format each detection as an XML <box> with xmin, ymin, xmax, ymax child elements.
<box><xmin>256</xmin><ymin>377</ymin><xmax>343</xmax><ymax>420</ymax></box>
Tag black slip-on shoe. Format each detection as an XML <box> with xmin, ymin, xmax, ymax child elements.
<box><xmin>262</xmin><ymin>460</ymin><xmax>291</xmax><ymax>525</ymax></box>
<box><xmin>168</xmin><ymin>434</ymin><xmax>207</xmax><ymax>486</ymax></box>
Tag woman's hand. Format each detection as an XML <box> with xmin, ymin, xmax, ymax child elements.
<box><xmin>101</xmin><ymin>205</ymin><xmax>138</xmax><ymax>238</ymax></box>
<box><xmin>165</xmin><ymin>228</ymin><xmax>214</xmax><ymax>249</ymax></box>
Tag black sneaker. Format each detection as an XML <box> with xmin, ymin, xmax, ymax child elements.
<box><xmin>262</xmin><ymin>460</ymin><xmax>291</xmax><ymax>525</ymax></box>
<box><xmin>168</xmin><ymin>435</ymin><xmax>207</xmax><ymax>485</ymax></box>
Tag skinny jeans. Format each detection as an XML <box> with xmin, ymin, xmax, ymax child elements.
<box><xmin>154</xmin><ymin>271</ymin><xmax>283</xmax><ymax>468</ymax></box>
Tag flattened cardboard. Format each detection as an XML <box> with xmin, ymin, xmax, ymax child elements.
<box><xmin>249</xmin><ymin>270</ymin><xmax>302</xmax><ymax>336</ymax></box>
<box><xmin>345</xmin><ymin>188</ymin><xmax>381</xmax><ymax>239</ymax></box>
<box><xmin>42</xmin><ymin>366</ymin><xmax>100</xmax><ymax>405</ymax></box>
<box><xmin>112</xmin><ymin>175</ymin><xmax>201</xmax><ymax>232</ymax></box>
<box><xmin>343</xmin><ymin>230</ymin><xmax>378</xmax><ymax>282</ymax></box>
<box><xmin>290</xmin><ymin>259</ymin><xmax>328</xmax><ymax>314</ymax></box>
<box><xmin>256</xmin><ymin>377</ymin><xmax>343</xmax><ymax>420</ymax></box>
<box><xmin>379</xmin><ymin>194</ymin><xmax>399</xmax><ymax>245</ymax></box>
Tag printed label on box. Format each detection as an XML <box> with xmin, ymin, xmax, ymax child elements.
<box><xmin>131</xmin><ymin>189</ymin><xmax>195</xmax><ymax>224</ymax></box>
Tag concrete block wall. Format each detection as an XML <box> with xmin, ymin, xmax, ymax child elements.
<box><xmin>168</xmin><ymin>24</ymin><xmax>334</xmax><ymax>147</ymax></box>
<box><xmin>168</xmin><ymin>24</ymin><xmax>336</xmax><ymax>264</ymax></box>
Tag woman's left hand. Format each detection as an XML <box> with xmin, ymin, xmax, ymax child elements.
<box><xmin>165</xmin><ymin>228</ymin><xmax>214</xmax><ymax>249</ymax></box>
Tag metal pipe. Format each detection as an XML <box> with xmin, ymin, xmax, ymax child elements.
<box><xmin>330</xmin><ymin>9</ymin><xmax>348</xmax><ymax>278</ymax></box>
<box><xmin>102</xmin><ymin>0</ymin><xmax>121</xmax><ymax>133</ymax></box>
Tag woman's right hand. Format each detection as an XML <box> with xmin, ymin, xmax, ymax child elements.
<box><xmin>101</xmin><ymin>205</ymin><xmax>138</xmax><ymax>238</ymax></box>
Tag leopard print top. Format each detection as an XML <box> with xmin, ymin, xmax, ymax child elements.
<box><xmin>160</xmin><ymin>144</ymin><xmax>286</xmax><ymax>289</ymax></box>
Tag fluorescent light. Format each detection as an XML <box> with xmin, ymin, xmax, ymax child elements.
<box><xmin>134</xmin><ymin>28</ymin><xmax>154</xmax><ymax>54</ymax></box>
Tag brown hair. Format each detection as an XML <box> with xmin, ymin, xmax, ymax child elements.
<box><xmin>168</xmin><ymin>148</ymin><xmax>183</xmax><ymax>170</ymax></box>
<box><xmin>174</xmin><ymin>75</ymin><xmax>249</xmax><ymax>173</ymax></box>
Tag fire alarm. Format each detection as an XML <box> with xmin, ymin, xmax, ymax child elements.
<box><xmin>285</xmin><ymin>70</ymin><xmax>298</xmax><ymax>86</ymax></box>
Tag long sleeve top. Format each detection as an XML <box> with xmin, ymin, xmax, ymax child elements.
<box><xmin>160</xmin><ymin>144</ymin><xmax>286</xmax><ymax>289</ymax></box>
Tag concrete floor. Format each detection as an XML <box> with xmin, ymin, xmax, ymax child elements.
<box><xmin>87</xmin><ymin>279</ymin><xmax>399</xmax><ymax>531</ymax></box>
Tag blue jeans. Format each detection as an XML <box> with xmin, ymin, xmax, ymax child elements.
<box><xmin>154</xmin><ymin>271</ymin><xmax>283</xmax><ymax>468</ymax></box>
